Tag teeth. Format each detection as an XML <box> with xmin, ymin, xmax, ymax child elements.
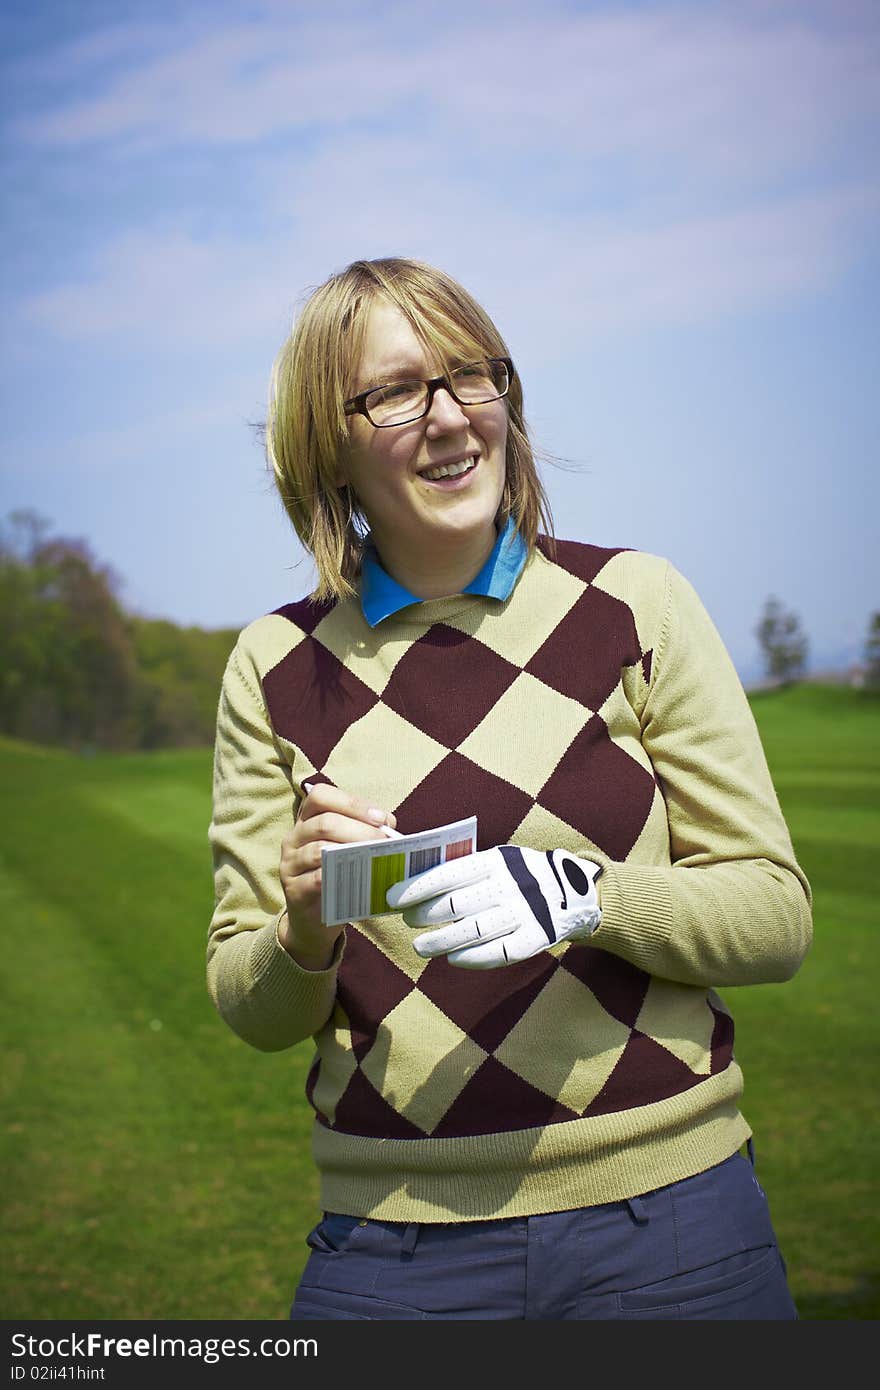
<box><xmin>422</xmin><ymin>456</ymin><xmax>476</xmax><ymax>481</ymax></box>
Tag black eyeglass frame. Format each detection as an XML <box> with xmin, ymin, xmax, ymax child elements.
<box><xmin>343</xmin><ymin>356</ymin><xmax>515</xmax><ymax>428</ymax></box>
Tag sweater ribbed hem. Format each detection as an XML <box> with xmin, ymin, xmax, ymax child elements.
<box><xmin>312</xmin><ymin>1067</ymin><xmax>750</xmax><ymax>1221</ymax></box>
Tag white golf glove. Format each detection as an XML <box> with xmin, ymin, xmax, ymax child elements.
<box><xmin>386</xmin><ymin>845</ymin><xmax>602</xmax><ymax>969</ymax></box>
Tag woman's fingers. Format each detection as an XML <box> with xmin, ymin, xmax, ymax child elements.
<box><xmin>284</xmin><ymin>786</ymin><xmax>397</xmax><ymax>870</ymax></box>
<box><xmin>295</xmin><ymin>810</ymin><xmax>393</xmax><ymax>848</ymax></box>
<box><xmin>280</xmin><ymin>838</ymin><xmax>323</xmax><ymax>874</ymax></box>
<box><xmin>275</xmin><ymin>783</ymin><xmax>397</xmax><ymax>965</ymax></box>
<box><xmin>298</xmin><ymin>783</ymin><xmax>396</xmax><ymax>834</ymax></box>
<box><xmin>281</xmin><ymin>785</ymin><xmax>397</xmax><ymax>925</ymax></box>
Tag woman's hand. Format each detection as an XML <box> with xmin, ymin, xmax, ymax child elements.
<box><xmin>278</xmin><ymin>784</ymin><xmax>396</xmax><ymax>970</ymax></box>
<box><xmin>387</xmin><ymin>845</ymin><xmax>602</xmax><ymax>969</ymax></box>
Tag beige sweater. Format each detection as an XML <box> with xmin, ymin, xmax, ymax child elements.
<box><xmin>207</xmin><ymin>539</ymin><xmax>812</xmax><ymax>1220</ymax></box>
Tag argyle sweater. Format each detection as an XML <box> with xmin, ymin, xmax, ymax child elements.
<box><xmin>207</xmin><ymin>538</ymin><xmax>812</xmax><ymax>1221</ymax></box>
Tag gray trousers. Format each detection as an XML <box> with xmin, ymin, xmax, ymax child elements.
<box><xmin>290</xmin><ymin>1149</ymin><xmax>798</xmax><ymax>1320</ymax></box>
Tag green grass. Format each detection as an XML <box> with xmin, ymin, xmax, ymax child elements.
<box><xmin>1</xmin><ymin>683</ymin><xmax>878</xmax><ymax>1320</ymax></box>
<box><xmin>0</xmin><ymin>741</ymin><xmax>318</xmax><ymax>1319</ymax></box>
<box><xmin>724</xmin><ymin>684</ymin><xmax>880</xmax><ymax>1319</ymax></box>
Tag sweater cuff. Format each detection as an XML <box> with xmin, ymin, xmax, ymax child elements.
<box><xmin>593</xmin><ymin>862</ymin><xmax>674</xmax><ymax>974</ymax></box>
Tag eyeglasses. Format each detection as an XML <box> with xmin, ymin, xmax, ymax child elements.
<box><xmin>343</xmin><ymin>356</ymin><xmax>514</xmax><ymax>428</ymax></box>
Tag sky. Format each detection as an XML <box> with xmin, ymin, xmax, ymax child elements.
<box><xmin>1</xmin><ymin>0</ymin><xmax>878</xmax><ymax>682</ymax></box>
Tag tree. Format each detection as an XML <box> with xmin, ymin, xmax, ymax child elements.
<box><xmin>864</xmin><ymin>612</ymin><xmax>880</xmax><ymax>690</ymax></box>
<box><xmin>0</xmin><ymin>512</ymin><xmax>136</xmax><ymax>749</ymax></box>
<box><xmin>129</xmin><ymin>616</ymin><xmax>238</xmax><ymax>748</ymax></box>
<box><xmin>0</xmin><ymin>511</ymin><xmax>239</xmax><ymax>751</ymax></box>
<box><xmin>755</xmin><ymin>595</ymin><xmax>808</xmax><ymax>685</ymax></box>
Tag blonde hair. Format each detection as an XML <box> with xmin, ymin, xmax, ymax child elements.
<box><xmin>267</xmin><ymin>257</ymin><xmax>554</xmax><ymax>602</ymax></box>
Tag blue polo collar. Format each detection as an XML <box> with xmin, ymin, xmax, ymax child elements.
<box><xmin>360</xmin><ymin>516</ymin><xmax>527</xmax><ymax>627</ymax></box>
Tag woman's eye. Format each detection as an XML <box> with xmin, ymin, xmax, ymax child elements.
<box><xmin>376</xmin><ymin>381</ymin><xmax>419</xmax><ymax>403</ymax></box>
<box><xmin>453</xmin><ymin>361</ymin><xmax>489</xmax><ymax>383</ymax></box>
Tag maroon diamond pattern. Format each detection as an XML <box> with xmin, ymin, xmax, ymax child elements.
<box><xmin>559</xmin><ymin>945</ymin><xmax>651</xmax><ymax>1028</ymax></box>
<box><xmin>301</xmin><ymin>771</ymin><xmax>336</xmax><ymax>795</ymax></box>
<box><xmin>263</xmin><ymin>636</ymin><xmax>378</xmax><ymax>769</ymax></box>
<box><xmin>431</xmin><ymin>1056</ymin><xmax>580</xmax><ymax>1137</ymax></box>
<box><xmin>416</xmin><ymin>951</ymin><xmax>559</xmax><ymax>1054</ymax></box>
<box><xmin>328</xmin><ymin>1067</ymin><xmax>426</xmax><ymax>1139</ymax></box>
<box><xmin>709</xmin><ymin>1002</ymin><xmax>735</xmax><ymax>1074</ymax></box>
<box><xmin>381</xmin><ymin>624</ymin><xmax>521</xmax><ymax>748</ymax></box>
<box><xmin>526</xmin><ymin>585</ymin><xmax>643</xmax><ymax>710</ymax></box>
<box><xmin>255</xmin><ymin>538</ymin><xmax>738</xmax><ymax>1149</ymax></box>
<box><xmin>273</xmin><ymin>595</ymin><xmax>336</xmax><ymax>635</ymax></box>
<box><xmin>394</xmin><ymin>752</ymin><xmax>534</xmax><ymax>848</ymax></box>
<box><xmin>304</xmin><ymin>1055</ymin><xmax>320</xmax><ymax>1111</ymax></box>
<box><xmin>536</xmin><ymin>536</ymin><xmax>629</xmax><ymax>586</ymax></box>
<box><xmin>538</xmin><ymin>716</ymin><xmax>656</xmax><ymax>859</ymax></box>
<box><xmin>584</xmin><ymin>1032</ymin><xmax>701</xmax><ymax>1118</ymax></box>
<box><xmin>337</xmin><ymin>929</ymin><xmax>417</xmax><ymax>1061</ymax></box>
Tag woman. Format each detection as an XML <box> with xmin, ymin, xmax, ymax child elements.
<box><xmin>207</xmin><ymin>256</ymin><xmax>812</xmax><ymax>1320</ymax></box>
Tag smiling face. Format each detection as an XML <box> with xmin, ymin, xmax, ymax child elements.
<box><xmin>342</xmin><ymin>298</ymin><xmax>509</xmax><ymax>597</ymax></box>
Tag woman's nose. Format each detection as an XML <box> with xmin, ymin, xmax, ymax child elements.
<box><xmin>425</xmin><ymin>386</ymin><xmax>469</xmax><ymax>435</ymax></box>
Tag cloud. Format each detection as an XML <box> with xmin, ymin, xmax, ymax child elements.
<box><xmin>9</xmin><ymin>0</ymin><xmax>879</xmax><ymax>354</ymax></box>
<box><xmin>21</xmin><ymin>158</ymin><xmax>880</xmax><ymax>354</ymax></box>
<box><xmin>22</xmin><ymin>228</ymin><xmax>295</xmax><ymax>347</ymax></box>
<box><xmin>12</xmin><ymin>0</ymin><xmax>879</xmax><ymax>186</ymax></box>
<box><xmin>532</xmin><ymin>184</ymin><xmax>880</xmax><ymax>335</ymax></box>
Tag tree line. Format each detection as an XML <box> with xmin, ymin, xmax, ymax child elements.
<box><xmin>0</xmin><ymin>512</ymin><xmax>238</xmax><ymax>752</ymax></box>
<box><xmin>1</xmin><ymin>511</ymin><xmax>877</xmax><ymax>754</ymax></box>
<box><xmin>756</xmin><ymin>594</ymin><xmax>880</xmax><ymax>689</ymax></box>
